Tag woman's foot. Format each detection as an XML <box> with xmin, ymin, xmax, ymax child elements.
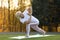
<box><xmin>43</xmin><ymin>31</ymin><xmax>46</xmax><ymax>36</ymax></box>
<box><xmin>25</xmin><ymin>35</ymin><xmax>29</xmax><ymax>38</ymax></box>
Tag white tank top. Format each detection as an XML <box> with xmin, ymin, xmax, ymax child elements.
<box><xmin>20</xmin><ymin>10</ymin><xmax>30</xmax><ymax>23</ymax></box>
<box><xmin>20</xmin><ymin>10</ymin><xmax>39</xmax><ymax>24</ymax></box>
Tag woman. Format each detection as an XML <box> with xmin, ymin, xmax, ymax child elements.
<box><xmin>15</xmin><ymin>6</ymin><xmax>46</xmax><ymax>38</ymax></box>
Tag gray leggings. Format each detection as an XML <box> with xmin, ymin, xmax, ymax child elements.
<box><xmin>26</xmin><ymin>23</ymin><xmax>45</xmax><ymax>36</ymax></box>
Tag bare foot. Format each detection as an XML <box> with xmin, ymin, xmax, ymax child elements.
<box><xmin>43</xmin><ymin>31</ymin><xmax>46</xmax><ymax>36</ymax></box>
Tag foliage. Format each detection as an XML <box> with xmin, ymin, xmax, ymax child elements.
<box><xmin>32</xmin><ymin>0</ymin><xmax>60</xmax><ymax>26</ymax></box>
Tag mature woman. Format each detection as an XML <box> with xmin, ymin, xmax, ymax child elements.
<box><xmin>15</xmin><ymin>6</ymin><xmax>46</xmax><ymax>38</ymax></box>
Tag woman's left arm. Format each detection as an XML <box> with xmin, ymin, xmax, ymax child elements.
<box><xmin>27</xmin><ymin>6</ymin><xmax>32</xmax><ymax>16</ymax></box>
<box><xmin>25</xmin><ymin>7</ymin><xmax>32</xmax><ymax>24</ymax></box>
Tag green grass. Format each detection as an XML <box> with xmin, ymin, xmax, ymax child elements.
<box><xmin>0</xmin><ymin>34</ymin><xmax>60</xmax><ymax>40</ymax></box>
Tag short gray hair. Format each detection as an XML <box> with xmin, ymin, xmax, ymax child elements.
<box><xmin>15</xmin><ymin>11</ymin><xmax>22</xmax><ymax>19</ymax></box>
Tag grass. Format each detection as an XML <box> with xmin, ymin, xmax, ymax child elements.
<box><xmin>0</xmin><ymin>34</ymin><xmax>60</xmax><ymax>40</ymax></box>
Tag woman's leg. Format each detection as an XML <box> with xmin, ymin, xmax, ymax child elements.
<box><xmin>30</xmin><ymin>24</ymin><xmax>46</xmax><ymax>34</ymax></box>
<box><xmin>26</xmin><ymin>24</ymin><xmax>30</xmax><ymax>37</ymax></box>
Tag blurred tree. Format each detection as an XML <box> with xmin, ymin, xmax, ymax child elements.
<box><xmin>32</xmin><ymin>0</ymin><xmax>49</xmax><ymax>26</ymax></box>
<box><xmin>54</xmin><ymin>0</ymin><xmax>60</xmax><ymax>24</ymax></box>
<box><xmin>32</xmin><ymin>0</ymin><xmax>60</xmax><ymax>32</ymax></box>
<box><xmin>32</xmin><ymin>0</ymin><xmax>60</xmax><ymax>25</ymax></box>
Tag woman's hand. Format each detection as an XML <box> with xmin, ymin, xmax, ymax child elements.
<box><xmin>24</xmin><ymin>20</ymin><xmax>30</xmax><ymax>24</ymax></box>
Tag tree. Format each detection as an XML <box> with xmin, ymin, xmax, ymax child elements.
<box><xmin>32</xmin><ymin>0</ymin><xmax>49</xmax><ymax>26</ymax></box>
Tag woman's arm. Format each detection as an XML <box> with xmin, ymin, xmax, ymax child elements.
<box><xmin>26</xmin><ymin>7</ymin><xmax>32</xmax><ymax>24</ymax></box>
<box><xmin>26</xmin><ymin>6</ymin><xmax>32</xmax><ymax>16</ymax></box>
<box><xmin>23</xmin><ymin>6</ymin><xmax>32</xmax><ymax>24</ymax></box>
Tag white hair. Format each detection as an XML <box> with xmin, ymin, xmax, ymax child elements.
<box><xmin>15</xmin><ymin>11</ymin><xmax>22</xmax><ymax>19</ymax></box>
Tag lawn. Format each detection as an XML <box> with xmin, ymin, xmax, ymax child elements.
<box><xmin>0</xmin><ymin>33</ymin><xmax>60</xmax><ymax>40</ymax></box>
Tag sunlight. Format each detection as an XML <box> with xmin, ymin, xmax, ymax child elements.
<box><xmin>10</xmin><ymin>0</ymin><xmax>18</xmax><ymax>10</ymax></box>
<box><xmin>2</xmin><ymin>0</ymin><xmax>8</xmax><ymax>8</ymax></box>
<box><xmin>10</xmin><ymin>35</ymin><xmax>54</xmax><ymax>39</ymax></box>
<box><xmin>0</xmin><ymin>0</ymin><xmax>1</xmax><ymax>7</ymax></box>
<box><xmin>25</xmin><ymin>0</ymin><xmax>31</xmax><ymax>6</ymax></box>
<box><xmin>0</xmin><ymin>0</ymin><xmax>31</xmax><ymax>10</ymax></box>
